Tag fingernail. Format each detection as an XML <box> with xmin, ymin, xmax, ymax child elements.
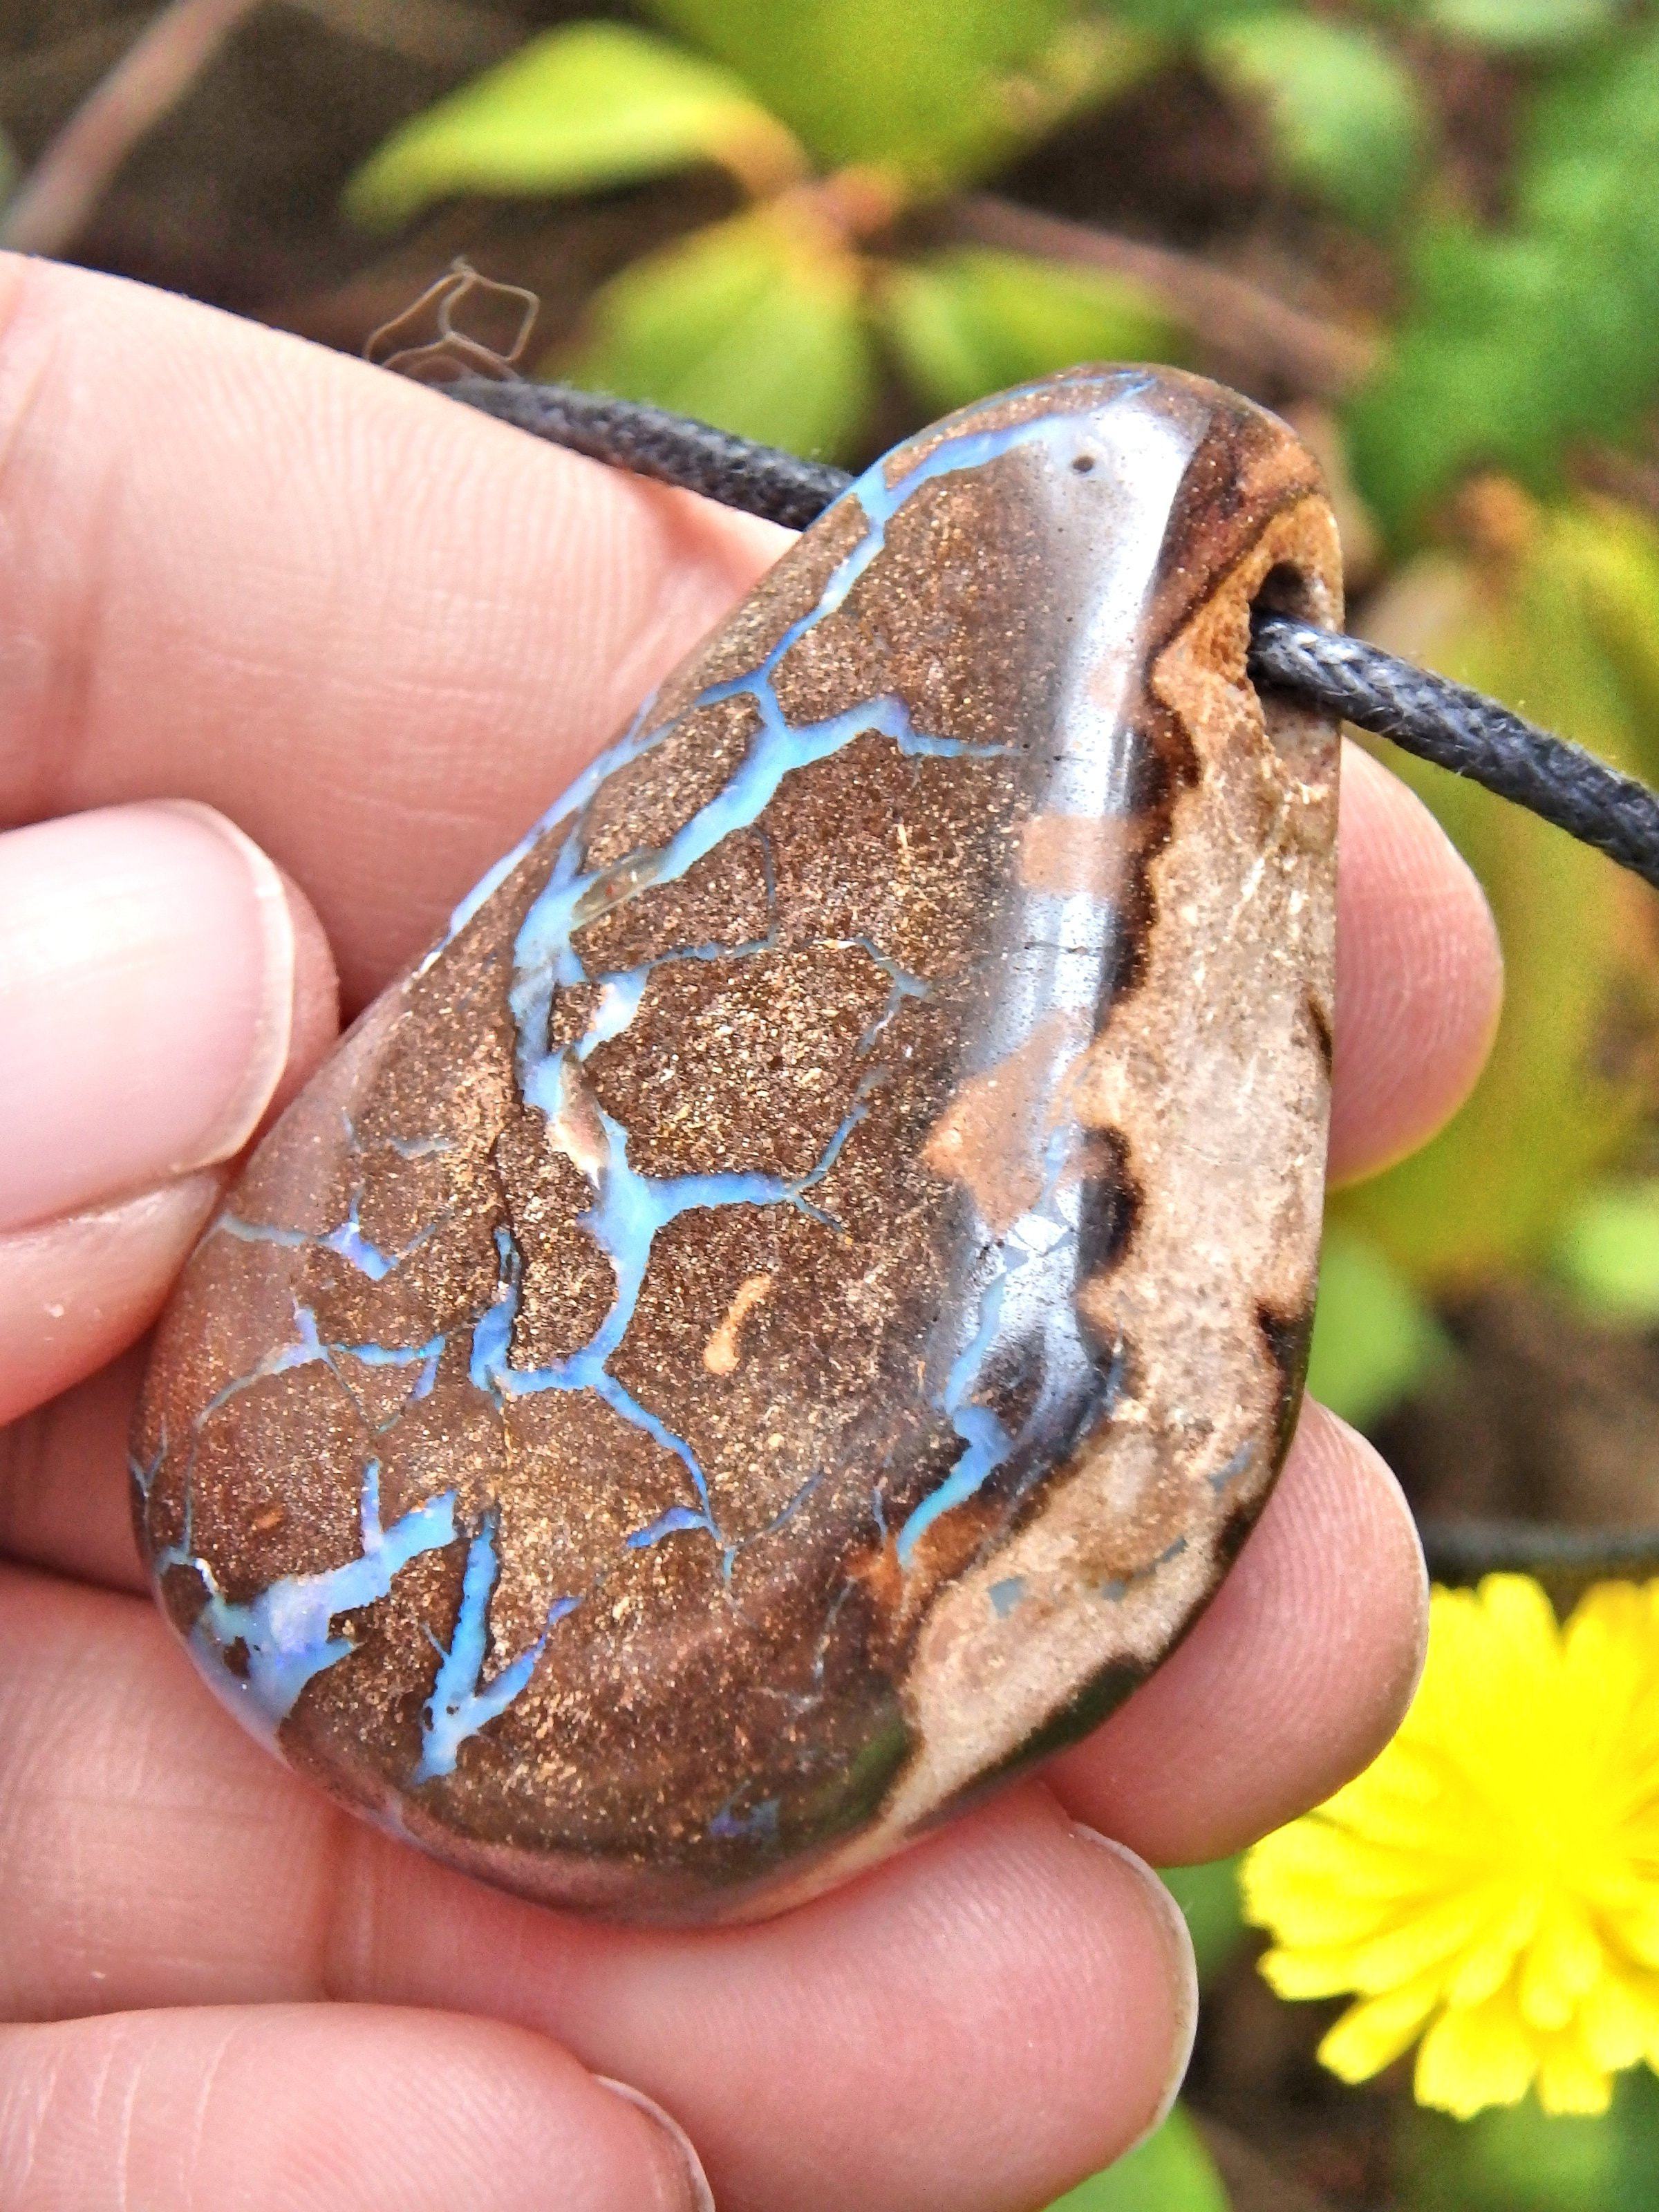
<box><xmin>594</xmin><ymin>2077</ymin><xmax>715</xmax><ymax>2211</ymax></box>
<box><xmin>1070</xmin><ymin>1826</ymin><xmax>1201</xmax><ymax>2150</ymax></box>
<box><xmin>0</xmin><ymin>802</ymin><xmax>297</xmax><ymax>1232</ymax></box>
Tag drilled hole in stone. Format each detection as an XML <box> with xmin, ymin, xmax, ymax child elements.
<box><xmin>1248</xmin><ymin>561</ymin><xmax>1332</xmax><ymax>778</ymax></box>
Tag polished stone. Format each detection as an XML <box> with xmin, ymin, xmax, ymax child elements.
<box><xmin>135</xmin><ymin>366</ymin><xmax>1343</xmax><ymax>1920</ymax></box>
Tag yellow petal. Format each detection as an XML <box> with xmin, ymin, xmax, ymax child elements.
<box><xmin>1445</xmin><ymin>1891</ymin><xmax>1543</xmax><ymax>2009</ymax></box>
<box><xmin>1415</xmin><ymin>1996</ymin><xmax>1536</xmax><ymax>2119</ymax></box>
<box><xmin>1519</xmin><ymin>1904</ymin><xmax>1604</xmax><ymax>2030</ymax></box>
<box><xmin>1243</xmin><ymin>1817</ymin><xmax>1437</xmax><ymax>1921</ymax></box>
<box><xmin>1317</xmin><ymin>1980</ymin><xmax>1442</xmax><ymax>2083</ymax></box>
<box><xmin>1345</xmin><ymin>1886</ymin><xmax>1513</xmax><ymax>1996</ymax></box>
<box><xmin>1259</xmin><ymin>1944</ymin><xmax>1372</xmax><ymax>2002</ymax></box>
<box><xmin>1535</xmin><ymin>2032</ymin><xmax>1613</xmax><ymax>2116</ymax></box>
<box><xmin>1578</xmin><ymin>1963</ymin><xmax>1659</xmax><ymax>2071</ymax></box>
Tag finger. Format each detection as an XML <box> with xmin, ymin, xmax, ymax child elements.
<box><xmin>1044</xmin><ymin>1400</ymin><xmax>1429</xmax><ymax>1864</ymax></box>
<box><xmin>0</xmin><ymin>803</ymin><xmax>332</xmax><ymax>1233</ymax></box>
<box><xmin>0</xmin><ymin>1567</ymin><xmax>1191</xmax><ymax>2212</ymax></box>
<box><xmin>0</xmin><ymin>801</ymin><xmax>337</xmax><ymax>1427</ymax></box>
<box><xmin>0</xmin><ymin>254</ymin><xmax>787</xmax><ymax>1010</ymax></box>
<box><xmin>0</xmin><ymin>1349</ymin><xmax>146</xmax><ymax>1589</ymax></box>
<box><xmin>0</xmin><ymin>2005</ymin><xmax>709</xmax><ymax>2212</ymax></box>
<box><xmin>0</xmin><ymin>259</ymin><xmax>1498</xmax><ymax>1200</ymax></box>
<box><xmin>1329</xmin><ymin>743</ymin><xmax>1501</xmax><ymax>1184</ymax></box>
<box><xmin>0</xmin><ymin>1183</ymin><xmax>218</xmax><ymax>1430</ymax></box>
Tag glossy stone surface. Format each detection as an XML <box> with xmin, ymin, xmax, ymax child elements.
<box><xmin>135</xmin><ymin>367</ymin><xmax>1342</xmax><ymax>1921</ymax></box>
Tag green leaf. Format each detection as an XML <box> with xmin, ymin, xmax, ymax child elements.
<box><xmin>1417</xmin><ymin>0</ymin><xmax>1621</xmax><ymax>46</ymax></box>
<box><xmin>1109</xmin><ymin>0</ymin><xmax>1272</xmax><ymax>28</ymax></box>
<box><xmin>1306</xmin><ymin>1224</ymin><xmax>1452</xmax><ymax>1430</ymax></box>
<box><xmin>1548</xmin><ymin>498</ymin><xmax>1659</xmax><ymax>780</ymax></box>
<box><xmin>881</xmin><ymin>246</ymin><xmax>1183</xmax><ymax>416</ymax></box>
<box><xmin>1398</xmin><ymin>2067</ymin><xmax>1659</xmax><ymax>2212</ymax></box>
<box><xmin>1046</xmin><ymin>2105</ymin><xmax>1230</xmax><ymax>2211</ymax></box>
<box><xmin>559</xmin><ymin>206</ymin><xmax>876</xmax><ymax>460</ymax></box>
<box><xmin>1554</xmin><ymin>1179</ymin><xmax>1659</xmax><ymax>1323</ymax></box>
<box><xmin>344</xmin><ymin>22</ymin><xmax>804</xmax><ymax>229</ymax></box>
<box><xmin>1202</xmin><ymin>13</ymin><xmax>1427</xmax><ymax>229</ymax></box>
<box><xmin>641</xmin><ymin>0</ymin><xmax>1154</xmax><ymax>187</ymax></box>
<box><xmin>1159</xmin><ymin>1858</ymin><xmax>1247</xmax><ymax>1986</ymax></box>
<box><xmin>1348</xmin><ymin>26</ymin><xmax>1659</xmax><ymax>534</ymax></box>
<box><xmin>1338</xmin><ymin>507</ymin><xmax>1659</xmax><ymax>1284</ymax></box>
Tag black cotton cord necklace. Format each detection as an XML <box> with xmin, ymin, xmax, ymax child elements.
<box><xmin>444</xmin><ymin>371</ymin><xmax>1659</xmax><ymax>899</ymax></box>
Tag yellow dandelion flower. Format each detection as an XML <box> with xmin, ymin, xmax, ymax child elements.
<box><xmin>1241</xmin><ymin>1574</ymin><xmax>1659</xmax><ymax>2120</ymax></box>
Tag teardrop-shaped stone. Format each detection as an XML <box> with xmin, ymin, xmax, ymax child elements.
<box><xmin>135</xmin><ymin>368</ymin><xmax>1342</xmax><ymax>1921</ymax></box>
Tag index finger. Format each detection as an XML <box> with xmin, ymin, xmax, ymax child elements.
<box><xmin>0</xmin><ymin>254</ymin><xmax>786</xmax><ymax>1009</ymax></box>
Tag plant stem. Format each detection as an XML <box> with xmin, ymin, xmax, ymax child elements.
<box><xmin>0</xmin><ymin>0</ymin><xmax>263</xmax><ymax>259</ymax></box>
<box><xmin>950</xmin><ymin>192</ymin><xmax>1378</xmax><ymax>398</ymax></box>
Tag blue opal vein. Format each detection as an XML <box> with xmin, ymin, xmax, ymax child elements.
<box><xmin>415</xmin><ymin>1506</ymin><xmax>579</xmax><ymax>1782</ymax></box>
<box><xmin>157</xmin><ymin>1459</ymin><xmax>458</xmax><ymax>1734</ymax></box>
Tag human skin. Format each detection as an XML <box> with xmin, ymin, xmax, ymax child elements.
<box><xmin>0</xmin><ymin>256</ymin><xmax>1501</xmax><ymax>2212</ymax></box>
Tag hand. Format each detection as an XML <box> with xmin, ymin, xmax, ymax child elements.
<box><xmin>0</xmin><ymin>256</ymin><xmax>1501</xmax><ymax>2212</ymax></box>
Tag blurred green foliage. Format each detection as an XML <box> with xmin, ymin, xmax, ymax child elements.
<box><xmin>1554</xmin><ymin>1178</ymin><xmax>1659</xmax><ymax>1321</ymax></box>
<box><xmin>1047</xmin><ymin>2103</ymin><xmax>1230</xmax><ymax>2211</ymax></box>
<box><xmin>1202</xmin><ymin>12</ymin><xmax>1425</xmax><ymax>229</ymax></box>
<box><xmin>1350</xmin><ymin>25</ymin><xmax>1659</xmax><ymax>535</ymax></box>
<box><xmin>883</xmin><ymin>246</ymin><xmax>1180</xmax><ymax>417</ymax></box>
<box><xmin>572</xmin><ymin>203</ymin><xmax>877</xmax><ymax>454</ymax></box>
<box><xmin>639</xmin><ymin>0</ymin><xmax>1147</xmax><ymax>185</ymax></box>
<box><xmin>1398</xmin><ymin>2066</ymin><xmax>1659</xmax><ymax>2209</ymax></box>
<box><xmin>1339</xmin><ymin>495</ymin><xmax>1659</xmax><ymax>1291</ymax></box>
<box><xmin>1308</xmin><ymin>1223</ymin><xmax>1452</xmax><ymax>1430</ymax></box>
<box><xmin>344</xmin><ymin>24</ymin><xmax>805</xmax><ymax>222</ymax></box>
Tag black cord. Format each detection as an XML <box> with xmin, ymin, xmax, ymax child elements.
<box><xmin>1418</xmin><ymin>1519</ymin><xmax>1659</xmax><ymax>1585</ymax></box>
<box><xmin>447</xmin><ymin>377</ymin><xmax>850</xmax><ymax>532</ymax></box>
<box><xmin>1248</xmin><ymin>615</ymin><xmax>1659</xmax><ymax>894</ymax></box>
<box><xmin>444</xmin><ymin>375</ymin><xmax>1659</xmax><ymax>897</ymax></box>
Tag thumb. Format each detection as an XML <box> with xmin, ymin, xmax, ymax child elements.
<box><xmin>0</xmin><ymin>801</ymin><xmax>337</xmax><ymax>1425</ymax></box>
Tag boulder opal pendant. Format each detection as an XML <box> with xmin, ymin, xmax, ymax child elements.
<box><xmin>135</xmin><ymin>367</ymin><xmax>1342</xmax><ymax>1922</ymax></box>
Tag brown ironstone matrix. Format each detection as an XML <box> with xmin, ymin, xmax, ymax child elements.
<box><xmin>135</xmin><ymin>367</ymin><xmax>1342</xmax><ymax>1921</ymax></box>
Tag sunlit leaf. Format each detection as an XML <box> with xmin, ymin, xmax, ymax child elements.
<box><xmin>1550</xmin><ymin>500</ymin><xmax>1659</xmax><ymax>770</ymax></box>
<box><xmin>1045</xmin><ymin>2104</ymin><xmax>1230</xmax><ymax>2211</ymax></box>
<box><xmin>1398</xmin><ymin>2065</ymin><xmax>1659</xmax><ymax>2211</ymax></box>
<box><xmin>344</xmin><ymin>22</ymin><xmax>805</xmax><ymax>228</ymax></box>
<box><xmin>559</xmin><ymin>205</ymin><xmax>876</xmax><ymax>460</ymax></box>
<box><xmin>1416</xmin><ymin>0</ymin><xmax>1621</xmax><ymax>45</ymax></box>
<box><xmin>641</xmin><ymin>0</ymin><xmax>1154</xmax><ymax>186</ymax></box>
<box><xmin>1554</xmin><ymin>1179</ymin><xmax>1659</xmax><ymax>1323</ymax></box>
<box><xmin>1306</xmin><ymin>1223</ymin><xmax>1452</xmax><ymax>1430</ymax></box>
<box><xmin>881</xmin><ymin>246</ymin><xmax>1182</xmax><ymax>416</ymax></box>
<box><xmin>1110</xmin><ymin>0</ymin><xmax>1271</xmax><ymax>26</ymax></box>
<box><xmin>1159</xmin><ymin>1858</ymin><xmax>1247</xmax><ymax>1987</ymax></box>
<box><xmin>1338</xmin><ymin>503</ymin><xmax>1659</xmax><ymax>1285</ymax></box>
<box><xmin>1348</xmin><ymin>26</ymin><xmax>1659</xmax><ymax>534</ymax></box>
<box><xmin>1202</xmin><ymin>12</ymin><xmax>1427</xmax><ymax>229</ymax></box>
